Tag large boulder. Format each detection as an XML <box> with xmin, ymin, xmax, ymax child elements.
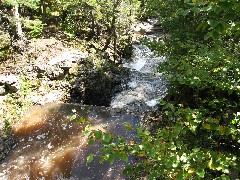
<box><xmin>35</xmin><ymin>65</ymin><xmax>65</xmax><ymax>80</ymax></box>
<box><xmin>27</xmin><ymin>38</ymin><xmax>88</xmax><ymax>80</ymax></box>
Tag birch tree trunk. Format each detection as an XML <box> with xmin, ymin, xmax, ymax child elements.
<box><xmin>12</xmin><ymin>1</ymin><xmax>23</xmax><ymax>38</ymax></box>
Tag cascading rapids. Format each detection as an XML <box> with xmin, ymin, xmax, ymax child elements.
<box><xmin>110</xmin><ymin>44</ymin><xmax>167</xmax><ymax>113</ymax></box>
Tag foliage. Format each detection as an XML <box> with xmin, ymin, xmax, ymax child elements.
<box><xmin>86</xmin><ymin>0</ymin><xmax>240</xmax><ymax>179</ymax></box>
<box><xmin>1</xmin><ymin>0</ymin><xmax>140</xmax><ymax>62</ymax></box>
<box><xmin>57</xmin><ymin>0</ymin><xmax>140</xmax><ymax>60</ymax></box>
<box><xmin>2</xmin><ymin>0</ymin><xmax>40</xmax><ymax>9</ymax></box>
<box><xmin>1</xmin><ymin>0</ymin><xmax>239</xmax><ymax>178</ymax></box>
<box><xmin>143</xmin><ymin>0</ymin><xmax>239</xmax><ymax>178</ymax></box>
<box><xmin>24</xmin><ymin>19</ymin><xmax>45</xmax><ymax>38</ymax></box>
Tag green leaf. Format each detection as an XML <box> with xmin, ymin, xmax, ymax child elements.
<box><xmin>118</xmin><ymin>152</ymin><xmax>128</xmax><ymax>162</ymax></box>
<box><xmin>202</xmin><ymin>6</ymin><xmax>212</xmax><ymax>12</ymax></box>
<box><xmin>108</xmin><ymin>154</ymin><xmax>115</xmax><ymax>164</ymax></box>
<box><xmin>202</xmin><ymin>123</ymin><xmax>211</xmax><ymax>130</ymax></box>
<box><xmin>88</xmin><ymin>137</ymin><xmax>95</xmax><ymax>145</ymax></box>
<box><xmin>204</xmin><ymin>32</ymin><xmax>212</xmax><ymax>40</ymax></box>
<box><xmin>123</xmin><ymin>166</ymin><xmax>133</xmax><ymax>176</ymax></box>
<box><xmin>196</xmin><ymin>21</ymin><xmax>209</xmax><ymax>31</ymax></box>
<box><xmin>176</xmin><ymin>172</ymin><xmax>184</xmax><ymax>180</ymax></box>
<box><xmin>78</xmin><ymin>117</ymin><xmax>86</xmax><ymax>123</ymax></box>
<box><xmin>215</xmin><ymin>174</ymin><xmax>230</xmax><ymax>180</ymax></box>
<box><xmin>192</xmin><ymin>7</ymin><xmax>200</xmax><ymax>13</ymax></box>
<box><xmin>182</xmin><ymin>9</ymin><xmax>191</xmax><ymax>16</ymax></box>
<box><xmin>196</xmin><ymin>168</ymin><xmax>205</xmax><ymax>178</ymax></box>
<box><xmin>208</xmin><ymin>19</ymin><xmax>220</xmax><ymax>28</ymax></box>
<box><xmin>103</xmin><ymin>134</ymin><xmax>112</xmax><ymax>143</ymax></box>
<box><xmin>70</xmin><ymin>114</ymin><xmax>77</xmax><ymax>121</ymax></box>
<box><xmin>215</xmin><ymin>23</ymin><xmax>225</xmax><ymax>34</ymax></box>
<box><xmin>94</xmin><ymin>130</ymin><xmax>103</xmax><ymax>139</ymax></box>
<box><xmin>87</xmin><ymin>154</ymin><xmax>94</xmax><ymax>163</ymax></box>
<box><xmin>149</xmin><ymin>172</ymin><xmax>158</xmax><ymax>179</ymax></box>
<box><xmin>124</xmin><ymin>122</ymin><xmax>134</xmax><ymax>131</ymax></box>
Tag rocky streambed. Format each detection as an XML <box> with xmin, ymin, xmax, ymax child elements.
<box><xmin>0</xmin><ymin>20</ymin><xmax>167</xmax><ymax>178</ymax></box>
<box><xmin>0</xmin><ymin>37</ymin><xmax>130</xmax><ymax>161</ymax></box>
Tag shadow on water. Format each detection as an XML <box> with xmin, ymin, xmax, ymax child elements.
<box><xmin>0</xmin><ymin>103</ymin><xmax>139</xmax><ymax>179</ymax></box>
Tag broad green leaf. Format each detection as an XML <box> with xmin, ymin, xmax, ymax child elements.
<box><xmin>196</xmin><ymin>168</ymin><xmax>205</xmax><ymax>178</ymax></box>
<box><xmin>103</xmin><ymin>134</ymin><xmax>111</xmax><ymax>143</ymax></box>
<box><xmin>107</xmin><ymin>154</ymin><xmax>115</xmax><ymax>163</ymax></box>
<box><xmin>192</xmin><ymin>7</ymin><xmax>200</xmax><ymax>13</ymax></box>
<box><xmin>87</xmin><ymin>154</ymin><xmax>94</xmax><ymax>163</ymax></box>
<box><xmin>94</xmin><ymin>130</ymin><xmax>103</xmax><ymax>139</ymax></box>
<box><xmin>182</xmin><ymin>9</ymin><xmax>191</xmax><ymax>16</ymax></box>
<box><xmin>88</xmin><ymin>137</ymin><xmax>95</xmax><ymax>145</ymax></box>
<box><xmin>208</xmin><ymin>19</ymin><xmax>219</xmax><ymax>28</ymax></box>
<box><xmin>202</xmin><ymin>123</ymin><xmax>211</xmax><ymax>130</ymax></box>
<box><xmin>216</xmin><ymin>23</ymin><xmax>225</xmax><ymax>34</ymax></box>
<box><xmin>118</xmin><ymin>152</ymin><xmax>128</xmax><ymax>162</ymax></box>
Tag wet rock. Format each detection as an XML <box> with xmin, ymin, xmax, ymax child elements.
<box><xmin>0</xmin><ymin>75</ymin><xmax>21</xmax><ymax>93</ymax></box>
<box><xmin>133</xmin><ymin>21</ymin><xmax>154</xmax><ymax>34</ymax></box>
<box><xmin>147</xmin><ymin>18</ymin><xmax>161</xmax><ymax>26</ymax></box>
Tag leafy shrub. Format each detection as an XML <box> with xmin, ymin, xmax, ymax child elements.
<box><xmin>24</xmin><ymin>19</ymin><xmax>45</xmax><ymax>38</ymax></box>
<box><xmin>87</xmin><ymin>0</ymin><xmax>240</xmax><ymax>179</ymax></box>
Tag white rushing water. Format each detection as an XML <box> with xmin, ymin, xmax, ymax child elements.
<box><xmin>111</xmin><ymin>44</ymin><xmax>167</xmax><ymax>113</ymax></box>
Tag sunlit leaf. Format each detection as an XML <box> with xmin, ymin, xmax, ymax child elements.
<box><xmin>70</xmin><ymin>114</ymin><xmax>77</xmax><ymax>121</ymax></box>
<box><xmin>94</xmin><ymin>130</ymin><xmax>103</xmax><ymax>139</ymax></box>
<box><xmin>87</xmin><ymin>154</ymin><xmax>94</xmax><ymax>163</ymax></box>
<box><xmin>103</xmin><ymin>134</ymin><xmax>111</xmax><ymax>143</ymax></box>
<box><xmin>196</xmin><ymin>168</ymin><xmax>205</xmax><ymax>178</ymax></box>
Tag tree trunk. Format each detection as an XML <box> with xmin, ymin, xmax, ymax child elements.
<box><xmin>12</xmin><ymin>2</ymin><xmax>22</xmax><ymax>38</ymax></box>
<box><xmin>41</xmin><ymin>0</ymin><xmax>47</xmax><ymax>23</ymax></box>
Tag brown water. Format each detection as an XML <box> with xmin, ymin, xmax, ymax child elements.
<box><xmin>0</xmin><ymin>103</ymin><xmax>139</xmax><ymax>180</ymax></box>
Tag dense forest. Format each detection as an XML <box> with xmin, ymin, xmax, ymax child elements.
<box><xmin>1</xmin><ymin>0</ymin><xmax>240</xmax><ymax>179</ymax></box>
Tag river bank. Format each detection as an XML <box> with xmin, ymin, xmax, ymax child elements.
<box><xmin>0</xmin><ymin>19</ymin><xmax>166</xmax><ymax>177</ymax></box>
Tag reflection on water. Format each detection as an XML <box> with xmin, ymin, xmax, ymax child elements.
<box><xmin>0</xmin><ymin>103</ymin><xmax>139</xmax><ymax>179</ymax></box>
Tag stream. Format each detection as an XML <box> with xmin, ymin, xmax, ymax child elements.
<box><xmin>0</xmin><ymin>104</ymin><xmax>139</xmax><ymax>179</ymax></box>
<box><xmin>0</xmin><ymin>34</ymin><xmax>167</xmax><ymax>179</ymax></box>
<box><xmin>111</xmin><ymin>44</ymin><xmax>167</xmax><ymax>113</ymax></box>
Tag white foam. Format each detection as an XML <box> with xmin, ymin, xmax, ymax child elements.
<box><xmin>146</xmin><ymin>99</ymin><xmax>159</xmax><ymax>107</ymax></box>
<box><xmin>111</xmin><ymin>43</ymin><xmax>167</xmax><ymax>112</ymax></box>
<box><xmin>123</xmin><ymin>58</ymin><xmax>146</xmax><ymax>71</ymax></box>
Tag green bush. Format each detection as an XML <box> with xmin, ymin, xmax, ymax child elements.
<box><xmin>87</xmin><ymin>0</ymin><xmax>240</xmax><ymax>179</ymax></box>
<box><xmin>24</xmin><ymin>19</ymin><xmax>45</xmax><ymax>38</ymax></box>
